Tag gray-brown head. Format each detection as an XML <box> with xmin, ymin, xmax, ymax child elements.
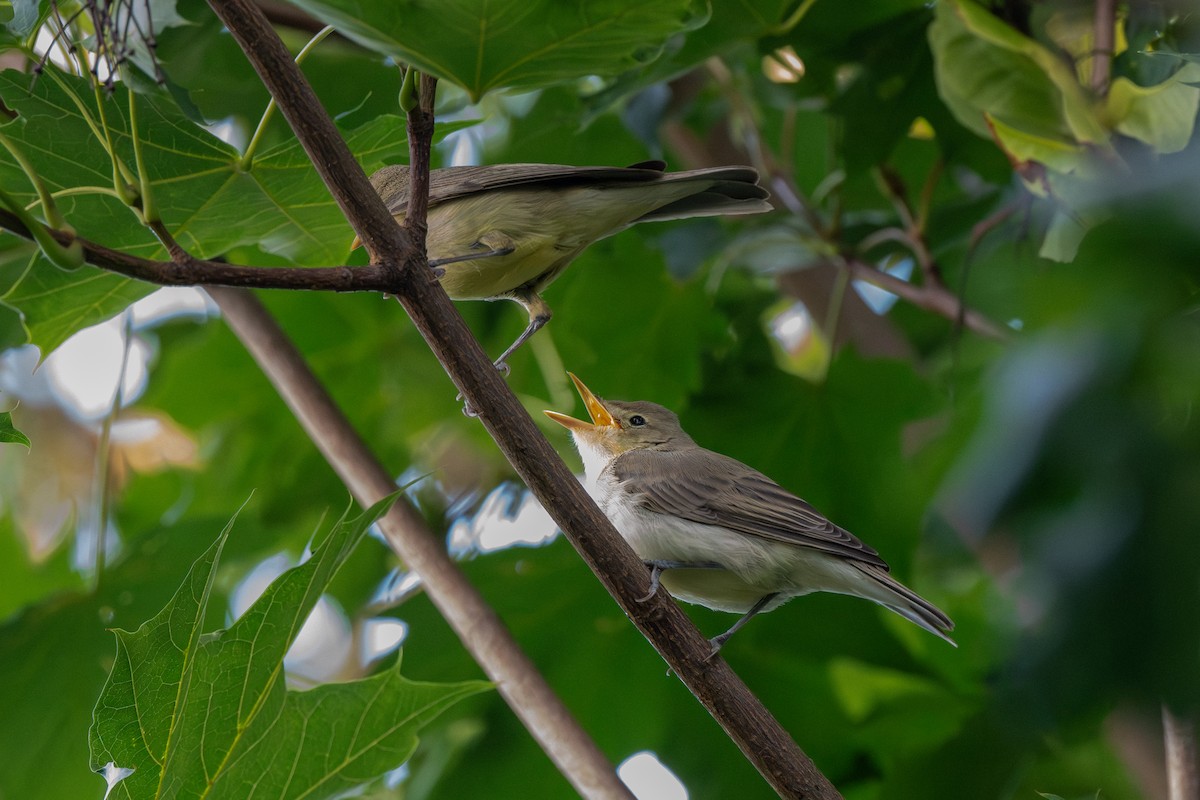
<box><xmin>544</xmin><ymin>373</ymin><xmax>695</xmax><ymax>457</ymax></box>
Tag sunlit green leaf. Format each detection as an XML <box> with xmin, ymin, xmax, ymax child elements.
<box><xmin>89</xmin><ymin>497</ymin><xmax>488</xmax><ymax>799</ymax></box>
<box><xmin>928</xmin><ymin>0</ymin><xmax>1110</xmax><ymax>148</ymax></box>
<box><xmin>1104</xmin><ymin>63</ymin><xmax>1200</xmax><ymax>154</ymax></box>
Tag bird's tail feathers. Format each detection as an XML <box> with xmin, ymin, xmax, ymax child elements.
<box><xmin>852</xmin><ymin>563</ymin><xmax>957</xmax><ymax>646</ymax></box>
<box><xmin>628</xmin><ymin>165</ymin><xmax>771</xmax><ymax>223</ymax></box>
<box><xmin>635</xmin><ymin>191</ymin><xmax>773</xmax><ymax>223</ymax></box>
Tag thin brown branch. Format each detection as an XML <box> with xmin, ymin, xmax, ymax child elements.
<box><xmin>402</xmin><ymin>72</ymin><xmax>435</xmax><ymax>248</ymax></box>
<box><xmin>147</xmin><ymin>218</ymin><xmax>201</xmax><ymax>267</ymax></box>
<box><xmin>208</xmin><ymin>286</ymin><xmax>633</xmax><ymax>800</ymax></box>
<box><xmin>1164</xmin><ymin>705</ymin><xmax>1199</xmax><ymax>800</ymax></box>
<box><xmin>702</xmin><ymin>58</ymin><xmax>1006</xmax><ymax>339</ymax></box>
<box><xmin>844</xmin><ymin>257</ymin><xmax>1010</xmax><ymax>341</ymax></box>
<box><xmin>0</xmin><ymin>207</ymin><xmax>398</xmax><ymax>291</ymax></box>
<box><xmin>206</xmin><ymin>0</ymin><xmax>839</xmax><ymax>797</ymax></box>
<box><xmin>967</xmin><ymin>204</ymin><xmax>1018</xmax><ymax>259</ymax></box>
<box><xmin>874</xmin><ymin>165</ymin><xmax>944</xmax><ymax>287</ymax></box>
<box><xmin>915</xmin><ymin>159</ymin><xmax>944</xmax><ymax>234</ymax></box>
<box><xmin>1091</xmin><ymin>0</ymin><xmax>1115</xmax><ymax>97</ymax></box>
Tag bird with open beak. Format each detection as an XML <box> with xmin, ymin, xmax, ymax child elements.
<box><xmin>545</xmin><ymin>373</ymin><xmax>955</xmax><ymax>656</ymax></box>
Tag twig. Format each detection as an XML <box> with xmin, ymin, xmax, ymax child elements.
<box><xmin>701</xmin><ymin>58</ymin><xmax>1002</xmax><ymax>339</ymax></box>
<box><xmin>147</xmin><ymin>219</ymin><xmax>200</xmax><ymax>267</ymax></box>
<box><xmin>874</xmin><ymin>164</ymin><xmax>945</xmax><ymax>287</ymax></box>
<box><xmin>208</xmin><ymin>286</ymin><xmax>633</xmax><ymax>800</ymax></box>
<box><xmin>1091</xmin><ymin>0</ymin><xmax>1115</xmax><ymax>97</ymax></box>
<box><xmin>1164</xmin><ymin>705</ymin><xmax>1199</xmax><ymax>800</ymax></box>
<box><xmin>844</xmin><ymin>257</ymin><xmax>1010</xmax><ymax>341</ymax></box>
<box><xmin>0</xmin><ymin>208</ymin><xmax>400</xmax><ymax>291</ymax></box>
<box><xmin>206</xmin><ymin>0</ymin><xmax>840</xmax><ymax>797</ymax></box>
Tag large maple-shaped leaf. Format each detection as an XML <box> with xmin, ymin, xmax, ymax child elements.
<box><xmin>0</xmin><ymin>67</ymin><xmax>413</xmax><ymax>354</ymax></box>
<box><xmin>284</xmin><ymin>0</ymin><xmax>702</xmax><ymax>101</ymax></box>
<box><xmin>88</xmin><ymin>497</ymin><xmax>489</xmax><ymax>799</ymax></box>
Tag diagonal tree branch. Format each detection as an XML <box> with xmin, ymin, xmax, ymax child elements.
<box><xmin>207</xmin><ymin>286</ymin><xmax>633</xmax><ymax>800</ymax></box>
<box><xmin>1163</xmin><ymin>705</ymin><xmax>1199</xmax><ymax>800</ymax></box>
<box><xmin>205</xmin><ymin>0</ymin><xmax>840</xmax><ymax>796</ymax></box>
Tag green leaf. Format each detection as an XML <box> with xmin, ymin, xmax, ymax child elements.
<box><xmin>283</xmin><ymin>0</ymin><xmax>701</xmax><ymax>101</ymax></box>
<box><xmin>0</xmin><ymin>409</ymin><xmax>27</xmax><ymax>446</ymax></box>
<box><xmin>829</xmin><ymin>657</ymin><xmax>953</xmax><ymax>721</ymax></box>
<box><xmin>0</xmin><ymin>520</ymin><xmax>222</xmax><ymax>800</ymax></box>
<box><xmin>928</xmin><ymin>0</ymin><xmax>1110</xmax><ymax>149</ymax></box>
<box><xmin>8</xmin><ymin>0</ymin><xmax>49</xmax><ymax>38</ymax></box>
<box><xmin>986</xmin><ymin>115</ymin><xmax>1091</xmax><ymax>177</ymax></box>
<box><xmin>583</xmin><ymin>0</ymin><xmax>792</xmax><ymax>113</ymax></box>
<box><xmin>89</xmin><ymin>495</ymin><xmax>489</xmax><ymax>799</ymax></box>
<box><xmin>1039</xmin><ymin>208</ymin><xmax>1089</xmax><ymax>262</ymax></box>
<box><xmin>541</xmin><ymin>232</ymin><xmax>730</xmax><ymax>410</ymax></box>
<box><xmin>1104</xmin><ymin>63</ymin><xmax>1200</xmax><ymax>154</ymax></box>
<box><xmin>0</xmin><ymin>67</ymin><xmax>411</xmax><ymax>354</ymax></box>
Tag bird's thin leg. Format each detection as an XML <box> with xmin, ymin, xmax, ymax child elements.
<box><xmin>638</xmin><ymin>559</ymin><xmax>725</xmax><ymax>603</ymax></box>
<box><xmin>456</xmin><ymin>289</ymin><xmax>553</xmax><ymax>416</ymax></box>
<box><xmin>492</xmin><ymin>289</ymin><xmax>552</xmax><ymax>374</ymax></box>
<box><xmin>706</xmin><ymin>593</ymin><xmax>779</xmax><ymax>661</ymax></box>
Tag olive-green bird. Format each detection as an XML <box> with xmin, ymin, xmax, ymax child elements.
<box><xmin>545</xmin><ymin>373</ymin><xmax>956</xmax><ymax>656</ymax></box>
<box><xmin>360</xmin><ymin>160</ymin><xmax>771</xmax><ymax>369</ymax></box>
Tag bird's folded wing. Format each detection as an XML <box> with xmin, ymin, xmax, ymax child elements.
<box><xmin>409</xmin><ymin>163</ymin><xmax>670</xmax><ymax>211</ymax></box>
<box><xmin>612</xmin><ymin>448</ymin><xmax>889</xmax><ymax>569</ymax></box>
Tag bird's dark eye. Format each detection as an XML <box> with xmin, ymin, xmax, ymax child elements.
<box><xmin>628</xmin><ymin>415</ymin><xmax>646</xmax><ymax>427</ymax></box>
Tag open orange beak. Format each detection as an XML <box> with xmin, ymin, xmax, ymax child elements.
<box><xmin>544</xmin><ymin>373</ymin><xmax>616</xmax><ymax>432</ymax></box>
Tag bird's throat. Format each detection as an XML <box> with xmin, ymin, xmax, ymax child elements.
<box><xmin>570</xmin><ymin>433</ymin><xmax>617</xmax><ymax>488</ymax></box>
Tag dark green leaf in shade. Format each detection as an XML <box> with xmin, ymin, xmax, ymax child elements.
<box><xmin>283</xmin><ymin>0</ymin><xmax>704</xmax><ymax>102</ymax></box>
<box><xmin>541</xmin><ymin>232</ymin><xmax>731</xmax><ymax>411</ymax></box>
<box><xmin>583</xmin><ymin>0</ymin><xmax>796</xmax><ymax>113</ymax></box>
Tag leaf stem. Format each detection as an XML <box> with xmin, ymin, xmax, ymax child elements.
<box><xmin>91</xmin><ymin>312</ymin><xmax>134</xmax><ymax>591</ymax></box>
<box><xmin>0</xmin><ymin>127</ymin><xmax>69</xmax><ymax>229</ymax></box>
<box><xmin>125</xmin><ymin>78</ymin><xmax>158</xmax><ymax>223</ymax></box>
<box><xmin>239</xmin><ymin>25</ymin><xmax>336</xmax><ymax>170</ymax></box>
<box><xmin>0</xmin><ymin>186</ymin><xmax>83</xmax><ymax>269</ymax></box>
<box><xmin>45</xmin><ymin>67</ymin><xmax>140</xmax><ymax>207</ymax></box>
<box><xmin>768</xmin><ymin>0</ymin><xmax>820</xmax><ymax>36</ymax></box>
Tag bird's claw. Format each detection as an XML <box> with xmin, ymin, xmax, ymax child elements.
<box><xmin>637</xmin><ymin>563</ymin><xmax>665</xmax><ymax>603</ymax></box>
<box><xmin>455</xmin><ymin>357</ymin><xmax>513</xmax><ymax>416</ymax></box>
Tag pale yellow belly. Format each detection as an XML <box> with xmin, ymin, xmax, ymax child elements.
<box><xmin>660</xmin><ymin>569</ymin><xmax>790</xmax><ymax>615</ymax></box>
<box><xmin>421</xmin><ymin>185</ymin><xmax>688</xmax><ymax>300</ymax></box>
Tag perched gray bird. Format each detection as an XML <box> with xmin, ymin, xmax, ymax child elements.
<box><xmin>358</xmin><ymin>161</ymin><xmax>771</xmax><ymax>370</ymax></box>
<box><xmin>545</xmin><ymin>373</ymin><xmax>955</xmax><ymax>655</ymax></box>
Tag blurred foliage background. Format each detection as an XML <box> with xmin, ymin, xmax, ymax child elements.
<box><xmin>0</xmin><ymin>0</ymin><xmax>1198</xmax><ymax>797</ymax></box>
